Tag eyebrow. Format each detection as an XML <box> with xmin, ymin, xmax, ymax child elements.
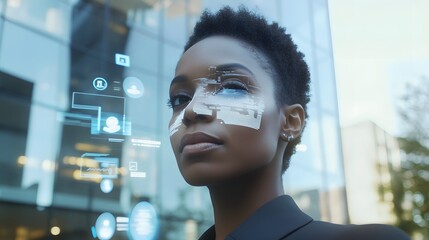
<box><xmin>215</xmin><ymin>63</ymin><xmax>255</xmax><ymax>77</ymax></box>
<box><xmin>170</xmin><ymin>63</ymin><xmax>255</xmax><ymax>88</ymax></box>
<box><xmin>170</xmin><ymin>75</ymin><xmax>187</xmax><ymax>88</ymax></box>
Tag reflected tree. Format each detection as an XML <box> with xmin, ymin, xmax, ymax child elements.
<box><xmin>390</xmin><ymin>77</ymin><xmax>429</xmax><ymax>239</ymax></box>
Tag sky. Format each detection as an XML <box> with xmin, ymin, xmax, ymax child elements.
<box><xmin>328</xmin><ymin>0</ymin><xmax>429</xmax><ymax>135</ymax></box>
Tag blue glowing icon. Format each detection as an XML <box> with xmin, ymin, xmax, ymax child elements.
<box><xmin>123</xmin><ymin>77</ymin><xmax>144</xmax><ymax>98</ymax></box>
<box><xmin>90</xmin><ymin>112</ymin><xmax>131</xmax><ymax>136</ymax></box>
<box><xmin>115</xmin><ymin>53</ymin><xmax>130</xmax><ymax>67</ymax></box>
<box><xmin>103</xmin><ymin>116</ymin><xmax>121</xmax><ymax>133</ymax></box>
<box><xmin>95</xmin><ymin>212</ymin><xmax>116</xmax><ymax>240</ymax></box>
<box><xmin>93</xmin><ymin>77</ymin><xmax>108</xmax><ymax>91</ymax></box>
<box><xmin>129</xmin><ymin>201</ymin><xmax>159</xmax><ymax>240</ymax></box>
<box><xmin>100</xmin><ymin>179</ymin><xmax>114</xmax><ymax>193</ymax></box>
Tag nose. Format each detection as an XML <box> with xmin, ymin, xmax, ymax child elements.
<box><xmin>182</xmin><ymin>91</ymin><xmax>215</xmax><ymax>126</ymax></box>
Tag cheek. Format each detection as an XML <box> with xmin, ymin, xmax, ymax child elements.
<box><xmin>219</xmin><ymin>110</ymin><xmax>280</xmax><ymax>177</ymax></box>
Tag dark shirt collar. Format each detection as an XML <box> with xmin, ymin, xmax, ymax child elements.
<box><xmin>199</xmin><ymin>195</ymin><xmax>313</xmax><ymax>240</ymax></box>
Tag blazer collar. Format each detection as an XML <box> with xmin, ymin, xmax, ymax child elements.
<box><xmin>199</xmin><ymin>195</ymin><xmax>313</xmax><ymax>240</ymax></box>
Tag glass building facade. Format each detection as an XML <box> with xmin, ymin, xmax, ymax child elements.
<box><xmin>0</xmin><ymin>0</ymin><xmax>346</xmax><ymax>239</ymax></box>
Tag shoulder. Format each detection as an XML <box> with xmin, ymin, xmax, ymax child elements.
<box><xmin>342</xmin><ymin>223</ymin><xmax>410</xmax><ymax>240</ymax></box>
<box><xmin>288</xmin><ymin>221</ymin><xmax>410</xmax><ymax>240</ymax></box>
<box><xmin>337</xmin><ymin>223</ymin><xmax>409</xmax><ymax>240</ymax></box>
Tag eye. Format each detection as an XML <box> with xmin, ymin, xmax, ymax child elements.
<box><xmin>167</xmin><ymin>93</ymin><xmax>192</xmax><ymax>109</ymax></box>
<box><xmin>217</xmin><ymin>78</ymin><xmax>249</xmax><ymax>96</ymax></box>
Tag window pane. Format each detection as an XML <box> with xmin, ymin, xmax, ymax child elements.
<box><xmin>5</xmin><ymin>0</ymin><xmax>72</xmax><ymax>42</ymax></box>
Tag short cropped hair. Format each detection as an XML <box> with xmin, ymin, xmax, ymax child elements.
<box><xmin>183</xmin><ymin>6</ymin><xmax>311</xmax><ymax>173</ymax></box>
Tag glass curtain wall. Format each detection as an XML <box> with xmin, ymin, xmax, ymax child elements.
<box><xmin>0</xmin><ymin>0</ymin><xmax>346</xmax><ymax>239</ymax></box>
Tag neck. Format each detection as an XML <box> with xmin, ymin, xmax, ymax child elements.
<box><xmin>208</xmin><ymin>165</ymin><xmax>284</xmax><ymax>240</ymax></box>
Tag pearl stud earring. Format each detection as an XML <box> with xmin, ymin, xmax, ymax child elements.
<box><xmin>282</xmin><ymin>133</ymin><xmax>293</xmax><ymax>142</ymax></box>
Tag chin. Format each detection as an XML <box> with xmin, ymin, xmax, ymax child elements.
<box><xmin>180</xmin><ymin>165</ymin><xmax>253</xmax><ymax>187</ymax></box>
<box><xmin>179</xmin><ymin>165</ymin><xmax>229</xmax><ymax>186</ymax></box>
<box><xmin>183</xmin><ymin>177</ymin><xmax>209</xmax><ymax>186</ymax></box>
<box><xmin>181</xmin><ymin>171</ymin><xmax>220</xmax><ymax>186</ymax></box>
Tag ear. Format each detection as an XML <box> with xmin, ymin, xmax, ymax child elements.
<box><xmin>279</xmin><ymin>104</ymin><xmax>305</xmax><ymax>141</ymax></box>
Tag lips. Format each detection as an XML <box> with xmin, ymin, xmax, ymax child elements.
<box><xmin>179</xmin><ymin>132</ymin><xmax>223</xmax><ymax>153</ymax></box>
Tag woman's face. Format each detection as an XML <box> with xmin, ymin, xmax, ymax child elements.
<box><xmin>168</xmin><ymin>36</ymin><xmax>284</xmax><ymax>186</ymax></box>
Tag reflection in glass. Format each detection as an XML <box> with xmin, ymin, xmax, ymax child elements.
<box><xmin>5</xmin><ymin>0</ymin><xmax>72</xmax><ymax>41</ymax></box>
<box><xmin>0</xmin><ymin>0</ymin><xmax>345</xmax><ymax>238</ymax></box>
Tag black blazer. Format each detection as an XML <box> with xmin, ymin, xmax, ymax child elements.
<box><xmin>199</xmin><ymin>195</ymin><xmax>410</xmax><ymax>240</ymax></box>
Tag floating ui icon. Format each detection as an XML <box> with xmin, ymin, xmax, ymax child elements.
<box><xmin>129</xmin><ymin>161</ymin><xmax>138</xmax><ymax>171</ymax></box>
<box><xmin>93</xmin><ymin>77</ymin><xmax>108</xmax><ymax>91</ymax></box>
<box><xmin>115</xmin><ymin>53</ymin><xmax>130</xmax><ymax>67</ymax></box>
<box><xmin>123</xmin><ymin>77</ymin><xmax>144</xmax><ymax>98</ymax></box>
<box><xmin>103</xmin><ymin>116</ymin><xmax>121</xmax><ymax>133</ymax></box>
<box><xmin>129</xmin><ymin>202</ymin><xmax>159</xmax><ymax>240</ymax></box>
<box><xmin>95</xmin><ymin>212</ymin><xmax>116</xmax><ymax>240</ymax></box>
<box><xmin>100</xmin><ymin>179</ymin><xmax>114</xmax><ymax>193</ymax></box>
<box><xmin>127</xmin><ymin>85</ymin><xmax>140</xmax><ymax>95</ymax></box>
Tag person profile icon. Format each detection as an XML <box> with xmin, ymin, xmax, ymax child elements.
<box><xmin>103</xmin><ymin>116</ymin><xmax>121</xmax><ymax>133</ymax></box>
<box><xmin>123</xmin><ymin>77</ymin><xmax>144</xmax><ymax>98</ymax></box>
<box><xmin>126</xmin><ymin>85</ymin><xmax>141</xmax><ymax>95</ymax></box>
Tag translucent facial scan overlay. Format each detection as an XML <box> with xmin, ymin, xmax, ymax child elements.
<box><xmin>169</xmin><ymin>67</ymin><xmax>265</xmax><ymax>136</ymax></box>
<box><xmin>169</xmin><ymin>109</ymin><xmax>184</xmax><ymax>136</ymax></box>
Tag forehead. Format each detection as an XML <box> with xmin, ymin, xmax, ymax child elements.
<box><xmin>176</xmin><ymin>36</ymin><xmax>268</xmax><ymax>78</ymax></box>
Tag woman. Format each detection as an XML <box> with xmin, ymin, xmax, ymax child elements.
<box><xmin>167</xmin><ymin>6</ymin><xmax>410</xmax><ymax>240</ymax></box>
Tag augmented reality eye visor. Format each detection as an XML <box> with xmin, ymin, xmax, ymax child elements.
<box><xmin>192</xmin><ymin>66</ymin><xmax>261</xmax><ymax>92</ymax></box>
<box><xmin>169</xmin><ymin>66</ymin><xmax>265</xmax><ymax>136</ymax></box>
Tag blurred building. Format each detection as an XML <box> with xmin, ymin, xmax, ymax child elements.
<box><xmin>342</xmin><ymin>121</ymin><xmax>402</xmax><ymax>224</ymax></box>
<box><xmin>0</xmin><ymin>0</ymin><xmax>346</xmax><ymax>239</ymax></box>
